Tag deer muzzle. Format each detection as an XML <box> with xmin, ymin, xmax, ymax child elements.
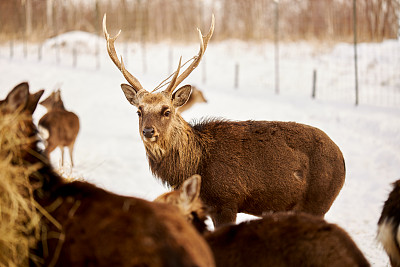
<box><xmin>143</xmin><ymin>127</ymin><xmax>155</xmax><ymax>139</ymax></box>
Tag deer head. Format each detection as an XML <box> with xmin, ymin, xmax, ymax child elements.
<box><xmin>0</xmin><ymin>82</ymin><xmax>44</xmax><ymax>115</ymax></box>
<box><xmin>155</xmin><ymin>175</ymin><xmax>209</xmax><ymax>229</ymax></box>
<box><xmin>103</xmin><ymin>14</ymin><xmax>214</xmax><ymax>148</ymax></box>
<box><xmin>39</xmin><ymin>89</ymin><xmax>64</xmax><ymax>111</ymax></box>
<box><xmin>1</xmin><ymin>82</ymin><xmax>44</xmax><ymax>160</ymax></box>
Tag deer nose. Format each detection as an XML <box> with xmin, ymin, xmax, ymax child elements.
<box><xmin>143</xmin><ymin>127</ymin><xmax>155</xmax><ymax>138</ymax></box>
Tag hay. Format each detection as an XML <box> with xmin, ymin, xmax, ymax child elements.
<box><xmin>0</xmin><ymin>111</ymin><xmax>41</xmax><ymax>267</ymax></box>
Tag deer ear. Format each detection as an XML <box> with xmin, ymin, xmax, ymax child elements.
<box><xmin>172</xmin><ymin>85</ymin><xmax>192</xmax><ymax>107</ymax></box>
<box><xmin>180</xmin><ymin>175</ymin><xmax>201</xmax><ymax>205</ymax></box>
<box><xmin>4</xmin><ymin>82</ymin><xmax>30</xmax><ymax>112</ymax></box>
<box><xmin>121</xmin><ymin>84</ymin><xmax>140</xmax><ymax>107</ymax></box>
<box><xmin>27</xmin><ymin>90</ymin><xmax>44</xmax><ymax>114</ymax></box>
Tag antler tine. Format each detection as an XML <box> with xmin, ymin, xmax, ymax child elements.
<box><xmin>164</xmin><ymin>57</ymin><xmax>182</xmax><ymax>94</ymax></box>
<box><xmin>102</xmin><ymin>14</ymin><xmax>144</xmax><ymax>93</ymax></box>
<box><xmin>164</xmin><ymin>14</ymin><xmax>215</xmax><ymax>94</ymax></box>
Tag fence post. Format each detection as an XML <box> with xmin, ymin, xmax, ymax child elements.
<box><xmin>312</xmin><ymin>69</ymin><xmax>317</xmax><ymax>99</ymax></box>
<box><xmin>38</xmin><ymin>43</ymin><xmax>42</xmax><ymax>61</ymax></box>
<box><xmin>274</xmin><ymin>0</ymin><xmax>280</xmax><ymax>95</ymax></box>
<box><xmin>234</xmin><ymin>63</ymin><xmax>239</xmax><ymax>89</ymax></box>
<box><xmin>353</xmin><ymin>0</ymin><xmax>359</xmax><ymax>106</ymax></box>
<box><xmin>73</xmin><ymin>47</ymin><xmax>77</xmax><ymax>68</ymax></box>
<box><xmin>10</xmin><ymin>40</ymin><xmax>14</xmax><ymax>59</ymax></box>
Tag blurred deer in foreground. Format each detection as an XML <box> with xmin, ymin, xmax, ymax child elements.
<box><xmin>39</xmin><ymin>89</ymin><xmax>80</xmax><ymax>167</ymax></box>
<box><xmin>156</xmin><ymin>175</ymin><xmax>370</xmax><ymax>267</ymax></box>
<box><xmin>177</xmin><ymin>86</ymin><xmax>207</xmax><ymax>113</ymax></box>
<box><xmin>1</xmin><ymin>83</ymin><xmax>215</xmax><ymax>267</ymax></box>
<box><xmin>378</xmin><ymin>179</ymin><xmax>400</xmax><ymax>267</ymax></box>
<box><xmin>104</xmin><ymin>13</ymin><xmax>345</xmax><ymax>228</ymax></box>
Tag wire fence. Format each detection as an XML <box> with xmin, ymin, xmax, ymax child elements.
<box><xmin>0</xmin><ymin>0</ymin><xmax>399</xmax><ymax>108</ymax></box>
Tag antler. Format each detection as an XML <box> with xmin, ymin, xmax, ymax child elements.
<box><xmin>163</xmin><ymin>14</ymin><xmax>215</xmax><ymax>94</ymax></box>
<box><xmin>102</xmin><ymin>14</ymin><xmax>144</xmax><ymax>93</ymax></box>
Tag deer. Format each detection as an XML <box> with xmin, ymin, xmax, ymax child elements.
<box><xmin>377</xmin><ymin>179</ymin><xmax>400</xmax><ymax>267</ymax></box>
<box><xmin>155</xmin><ymin>175</ymin><xmax>370</xmax><ymax>267</ymax></box>
<box><xmin>103</xmin><ymin>13</ymin><xmax>346</xmax><ymax>228</ymax></box>
<box><xmin>0</xmin><ymin>83</ymin><xmax>215</xmax><ymax>267</ymax></box>
<box><xmin>38</xmin><ymin>89</ymin><xmax>80</xmax><ymax>167</ymax></box>
<box><xmin>177</xmin><ymin>86</ymin><xmax>207</xmax><ymax>113</ymax></box>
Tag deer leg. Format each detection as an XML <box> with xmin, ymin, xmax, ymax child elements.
<box><xmin>44</xmin><ymin>142</ymin><xmax>57</xmax><ymax>160</ymax></box>
<box><xmin>59</xmin><ymin>146</ymin><xmax>65</xmax><ymax>167</ymax></box>
<box><xmin>68</xmin><ymin>141</ymin><xmax>75</xmax><ymax>167</ymax></box>
<box><xmin>211</xmin><ymin>207</ymin><xmax>237</xmax><ymax>228</ymax></box>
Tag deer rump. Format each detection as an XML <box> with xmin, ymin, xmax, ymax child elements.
<box><xmin>39</xmin><ymin>110</ymin><xmax>79</xmax><ymax>145</ymax></box>
<box><xmin>149</xmin><ymin>119</ymin><xmax>345</xmax><ymax>223</ymax></box>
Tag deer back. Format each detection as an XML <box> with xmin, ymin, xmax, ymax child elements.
<box><xmin>205</xmin><ymin>212</ymin><xmax>369</xmax><ymax>267</ymax></box>
<box><xmin>40</xmin><ymin>182</ymin><xmax>214</xmax><ymax>267</ymax></box>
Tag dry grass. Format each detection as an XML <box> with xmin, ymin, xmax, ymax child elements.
<box><xmin>0</xmin><ymin>112</ymin><xmax>41</xmax><ymax>267</ymax></box>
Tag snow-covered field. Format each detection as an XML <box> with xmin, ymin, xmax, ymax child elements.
<box><xmin>1</xmin><ymin>32</ymin><xmax>400</xmax><ymax>266</ymax></box>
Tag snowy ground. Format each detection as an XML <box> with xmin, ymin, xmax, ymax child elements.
<box><xmin>1</xmin><ymin>32</ymin><xmax>400</xmax><ymax>266</ymax></box>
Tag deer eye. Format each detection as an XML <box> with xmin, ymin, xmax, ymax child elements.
<box><xmin>164</xmin><ymin>110</ymin><xmax>171</xmax><ymax>117</ymax></box>
<box><xmin>137</xmin><ymin>110</ymin><xmax>142</xmax><ymax>117</ymax></box>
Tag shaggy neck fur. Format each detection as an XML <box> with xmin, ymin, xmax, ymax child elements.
<box><xmin>144</xmin><ymin>114</ymin><xmax>206</xmax><ymax>188</ymax></box>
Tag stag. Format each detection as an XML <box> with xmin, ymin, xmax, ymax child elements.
<box><xmin>156</xmin><ymin>175</ymin><xmax>370</xmax><ymax>267</ymax></box>
<box><xmin>39</xmin><ymin>89</ymin><xmax>80</xmax><ymax>167</ymax></box>
<box><xmin>0</xmin><ymin>83</ymin><xmax>215</xmax><ymax>267</ymax></box>
<box><xmin>377</xmin><ymin>179</ymin><xmax>400</xmax><ymax>267</ymax></box>
<box><xmin>103</xmin><ymin>14</ymin><xmax>346</xmax><ymax>227</ymax></box>
<box><xmin>178</xmin><ymin>86</ymin><xmax>207</xmax><ymax>113</ymax></box>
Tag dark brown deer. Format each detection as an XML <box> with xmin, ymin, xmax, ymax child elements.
<box><xmin>103</xmin><ymin>14</ymin><xmax>346</xmax><ymax>227</ymax></box>
<box><xmin>0</xmin><ymin>83</ymin><xmax>215</xmax><ymax>267</ymax></box>
<box><xmin>156</xmin><ymin>175</ymin><xmax>370</xmax><ymax>267</ymax></box>
<box><xmin>378</xmin><ymin>179</ymin><xmax>400</xmax><ymax>267</ymax></box>
<box><xmin>39</xmin><ymin>89</ymin><xmax>80</xmax><ymax>167</ymax></box>
<box><xmin>177</xmin><ymin>86</ymin><xmax>207</xmax><ymax>113</ymax></box>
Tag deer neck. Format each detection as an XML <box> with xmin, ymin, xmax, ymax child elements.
<box><xmin>144</xmin><ymin>115</ymin><xmax>204</xmax><ymax>188</ymax></box>
<box><xmin>50</xmin><ymin>101</ymin><xmax>65</xmax><ymax>111</ymax></box>
<box><xmin>25</xmin><ymin>139</ymin><xmax>64</xmax><ymax>202</ymax></box>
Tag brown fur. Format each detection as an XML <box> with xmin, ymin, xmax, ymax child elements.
<box><xmin>156</xmin><ymin>176</ymin><xmax>370</xmax><ymax>267</ymax></box>
<box><xmin>1</xmin><ymin>83</ymin><xmax>215</xmax><ymax>267</ymax></box>
<box><xmin>122</xmin><ymin>83</ymin><xmax>345</xmax><ymax>227</ymax></box>
<box><xmin>39</xmin><ymin>89</ymin><xmax>80</xmax><ymax>167</ymax></box>
<box><xmin>177</xmin><ymin>86</ymin><xmax>207</xmax><ymax>113</ymax></box>
<box><xmin>111</xmin><ymin>16</ymin><xmax>344</xmax><ymax>227</ymax></box>
<box><xmin>206</xmin><ymin>212</ymin><xmax>369</xmax><ymax>267</ymax></box>
<box><xmin>378</xmin><ymin>180</ymin><xmax>400</xmax><ymax>267</ymax></box>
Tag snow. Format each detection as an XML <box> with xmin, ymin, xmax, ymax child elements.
<box><xmin>1</xmin><ymin>31</ymin><xmax>400</xmax><ymax>266</ymax></box>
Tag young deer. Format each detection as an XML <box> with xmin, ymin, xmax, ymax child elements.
<box><xmin>39</xmin><ymin>89</ymin><xmax>80</xmax><ymax>167</ymax></box>
<box><xmin>377</xmin><ymin>180</ymin><xmax>400</xmax><ymax>267</ymax></box>
<box><xmin>103</xmin><ymin>14</ymin><xmax>345</xmax><ymax>227</ymax></box>
<box><xmin>177</xmin><ymin>86</ymin><xmax>207</xmax><ymax>113</ymax></box>
<box><xmin>156</xmin><ymin>176</ymin><xmax>370</xmax><ymax>267</ymax></box>
<box><xmin>0</xmin><ymin>83</ymin><xmax>215</xmax><ymax>267</ymax></box>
